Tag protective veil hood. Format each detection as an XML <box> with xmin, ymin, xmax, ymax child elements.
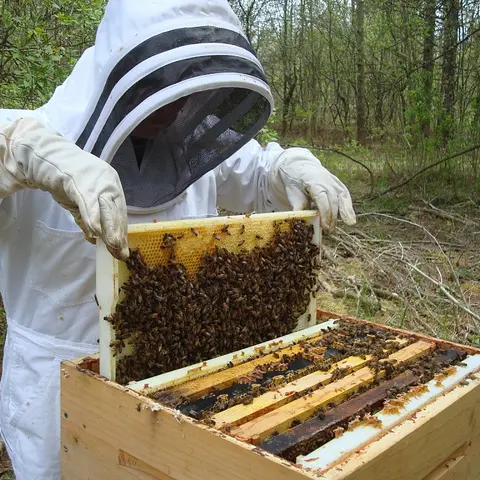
<box><xmin>36</xmin><ymin>0</ymin><xmax>273</xmax><ymax>211</ymax></box>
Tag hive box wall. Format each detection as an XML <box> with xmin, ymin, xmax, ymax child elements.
<box><xmin>60</xmin><ymin>357</ymin><xmax>312</xmax><ymax>480</ymax></box>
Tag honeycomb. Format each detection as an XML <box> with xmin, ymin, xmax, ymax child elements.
<box><xmin>126</xmin><ymin>213</ymin><xmax>313</xmax><ymax>273</ymax></box>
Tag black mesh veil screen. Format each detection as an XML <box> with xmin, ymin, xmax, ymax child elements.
<box><xmin>110</xmin><ymin>87</ymin><xmax>271</xmax><ymax>209</ymax></box>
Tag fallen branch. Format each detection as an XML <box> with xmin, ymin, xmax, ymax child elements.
<box><xmin>404</xmin><ymin>261</ymin><xmax>480</xmax><ymax>329</ymax></box>
<box><xmin>355</xmin><ymin>212</ymin><xmax>465</xmax><ymax>301</ymax></box>
<box><xmin>421</xmin><ymin>202</ymin><xmax>480</xmax><ymax>227</ymax></box>
<box><xmin>324</xmin><ymin>219</ymin><xmax>480</xmax><ymax>340</ymax></box>
<box><xmin>321</xmin><ymin>246</ymin><xmax>338</xmax><ymax>265</ymax></box>
<box><xmin>410</xmin><ymin>206</ymin><xmax>463</xmax><ymax>224</ymax></box>
<box><xmin>368</xmin><ymin>143</ymin><xmax>480</xmax><ymax>199</ymax></box>
<box><xmin>320</xmin><ymin>281</ymin><xmax>382</xmax><ymax>312</ymax></box>
<box><xmin>371</xmin><ymin>287</ymin><xmax>401</xmax><ymax>301</ymax></box>
<box><xmin>348</xmin><ymin>237</ymin><xmax>466</xmax><ymax>249</ymax></box>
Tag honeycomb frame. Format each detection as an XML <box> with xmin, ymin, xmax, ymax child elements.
<box><xmin>97</xmin><ymin>210</ymin><xmax>321</xmax><ymax>382</ymax></box>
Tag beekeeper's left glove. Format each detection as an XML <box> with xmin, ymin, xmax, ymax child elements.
<box><xmin>269</xmin><ymin>147</ymin><xmax>356</xmax><ymax>231</ymax></box>
<box><xmin>0</xmin><ymin>117</ymin><xmax>129</xmax><ymax>260</ymax></box>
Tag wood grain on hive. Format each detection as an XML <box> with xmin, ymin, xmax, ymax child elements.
<box><xmin>97</xmin><ymin>211</ymin><xmax>320</xmax><ymax>382</ymax></box>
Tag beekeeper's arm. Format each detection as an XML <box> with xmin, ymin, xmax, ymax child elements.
<box><xmin>0</xmin><ymin>117</ymin><xmax>129</xmax><ymax>259</ymax></box>
<box><xmin>215</xmin><ymin>140</ymin><xmax>356</xmax><ymax>231</ymax></box>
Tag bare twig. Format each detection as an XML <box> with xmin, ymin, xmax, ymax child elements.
<box><xmin>352</xmin><ymin>238</ymin><xmax>467</xmax><ymax>249</ymax></box>
<box><xmin>410</xmin><ymin>206</ymin><xmax>463</xmax><ymax>224</ymax></box>
<box><xmin>321</xmin><ymin>246</ymin><xmax>338</xmax><ymax>265</ymax></box>
<box><xmin>286</xmin><ymin>143</ymin><xmax>376</xmax><ymax>195</ymax></box>
<box><xmin>356</xmin><ymin>212</ymin><xmax>465</xmax><ymax>300</ymax></box>
<box><xmin>322</xmin><ymin>212</ymin><xmax>480</xmax><ymax>343</ymax></box>
<box><xmin>420</xmin><ymin>202</ymin><xmax>480</xmax><ymax>227</ymax></box>
<box><xmin>404</xmin><ymin>261</ymin><xmax>480</xmax><ymax>329</ymax></box>
<box><xmin>369</xmin><ymin>143</ymin><xmax>480</xmax><ymax>199</ymax></box>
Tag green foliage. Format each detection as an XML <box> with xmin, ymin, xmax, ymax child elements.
<box><xmin>0</xmin><ymin>0</ymin><xmax>105</xmax><ymax>110</ymax></box>
<box><xmin>256</xmin><ymin>108</ymin><xmax>279</xmax><ymax>145</ymax></box>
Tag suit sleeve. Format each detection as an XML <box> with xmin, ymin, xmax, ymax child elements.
<box><xmin>214</xmin><ymin>139</ymin><xmax>292</xmax><ymax>213</ymax></box>
<box><xmin>0</xmin><ymin>111</ymin><xmax>42</xmax><ymax>231</ymax></box>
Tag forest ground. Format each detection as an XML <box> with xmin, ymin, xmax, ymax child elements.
<box><xmin>0</xmin><ymin>143</ymin><xmax>479</xmax><ymax>478</ymax></box>
<box><xmin>0</xmin><ymin>301</ymin><xmax>10</xmax><ymax>479</ymax></box>
<box><xmin>316</xmin><ymin>143</ymin><xmax>480</xmax><ymax>346</ymax></box>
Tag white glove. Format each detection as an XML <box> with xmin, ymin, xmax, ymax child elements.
<box><xmin>0</xmin><ymin>117</ymin><xmax>129</xmax><ymax>260</ymax></box>
<box><xmin>269</xmin><ymin>147</ymin><xmax>356</xmax><ymax>231</ymax></box>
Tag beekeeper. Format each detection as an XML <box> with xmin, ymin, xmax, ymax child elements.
<box><xmin>0</xmin><ymin>0</ymin><xmax>356</xmax><ymax>478</ymax></box>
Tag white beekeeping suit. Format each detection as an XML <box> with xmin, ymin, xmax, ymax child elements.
<box><xmin>0</xmin><ymin>1</ymin><xmax>356</xmax><ymax>478</ymax></box>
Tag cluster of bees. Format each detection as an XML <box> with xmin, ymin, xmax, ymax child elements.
<box><xmin>316</xmin><ymin>321</ymin><xmax>459</xmax><ymax>386</ymax></box>
<box><xmin>106</xmin><ymin>220</ymin><xmax>320</xmax><ymax>384</ymax></box>
<box><xmin>166</xmin><ymin>320</ymin><xmax>463</xmax><ymax>424</ymax></box>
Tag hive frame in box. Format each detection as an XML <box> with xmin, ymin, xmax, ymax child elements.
<box><xmin>96</xmin><ymin>210</ymin><xmax>321</xmax><ymax>381</ymax></box>
<box><xmin>61</xmin><ymin>310</ymin><xmax>480</xmax><ymax>480</ymax></box>
<box><xmin>127</xmin><ymin>313</ymin><xmax>480</xmax><ymax>464</ymax></box>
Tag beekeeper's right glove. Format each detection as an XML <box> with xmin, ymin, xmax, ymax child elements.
<box><xmin>268</xmin><ymin>147</ymin><xmax>356</xmax><ymax>231</ymax></box>
<box><xmin>0</xmin><ymin>117</ymin><xmax>129</xmax><ymax>260</ymax></box>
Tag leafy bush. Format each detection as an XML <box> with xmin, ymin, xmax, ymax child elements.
<box><xmin>0</xmin><ymin>0</ymin><xmax>105</xmax><ymax>109</ymax></box>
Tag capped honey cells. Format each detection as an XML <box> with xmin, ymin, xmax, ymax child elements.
<box><xmin>106</xmin><ymin>220</ymin><xmax>320</xmax><ymax>385</ymax></box>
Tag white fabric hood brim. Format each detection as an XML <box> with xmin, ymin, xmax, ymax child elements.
<box><xmin>35</xmin><ymin>0</ymin><xmax>273</xmax><ymax>160</ymax></box>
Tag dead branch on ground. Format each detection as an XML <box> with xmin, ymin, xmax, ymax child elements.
<box><xmin>368</xmin><ymin>143</ymin><xmax>480</xmax><ymax>199</ymax></box>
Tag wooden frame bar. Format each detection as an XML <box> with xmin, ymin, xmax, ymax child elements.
<box><xmin>128</xmin><ymin>319</ymin><xmax>338</xmax><ymax>394</ymax></box>
<box><xmin>229</xmin><ymin>341</ymin><xmax>434</xmax><ymax>443</ymax></box>
<box><xmin>260</xmin><ymin>347</ymin><xmax>467</xmax><ymax>461</ymax></box>
<box><xmin>211</xmin><ymin>355</ymin><xmax>372</xmax><ymax>429</ymax></box>
<box><xmin>165</xmin><ymin>332</ymin><xmax>329</xmax><ymax>402</ymax></box>
<box><xmin>260</xmin><ymin>370</ymin><xmax>421</xmax><ymax>460</ymax></box>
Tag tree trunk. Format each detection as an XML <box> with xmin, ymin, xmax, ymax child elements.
<box><xmin>281</xmin><ymin>0</ymin><xmax>290</xmax><ymax>137</ymax></box>
<box><xmin>441</xmin><ymin>0</ymin><xmax>459</xmax><ymax>146</ymax></box>
<box><xmin>355</xmin><ymin>0</ymin><xmax>367</xmax><ymax>145</ymax></box>
<box><xmin>280</xmin><ymin>0</ymin><xmax>297</xmax><ymax>138</ymax></box>
<box><xmin>421</xmin><ymin>0</ymin><xmax>436</xmax><ymax>138</ymax></box>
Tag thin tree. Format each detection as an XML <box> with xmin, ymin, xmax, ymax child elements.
<box><xmin>355</xmin><ymin>0</ymin><xmax>367</xmax><ymax>145</ymax></box>
<box><xmin>441</xmin><ymin>0</ymin><xmax>460</xmax><ymax>146</ymax></box>
<box><xmin>422</xmin><ymin>0</ymin><xmax>437</xmax><ymax>138</ymax></box>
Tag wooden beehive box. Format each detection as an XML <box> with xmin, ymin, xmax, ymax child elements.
<box><xmin>61</xmin><ymin>310</ymin><xmax>480</xmax><ymax>480</ymax></box>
